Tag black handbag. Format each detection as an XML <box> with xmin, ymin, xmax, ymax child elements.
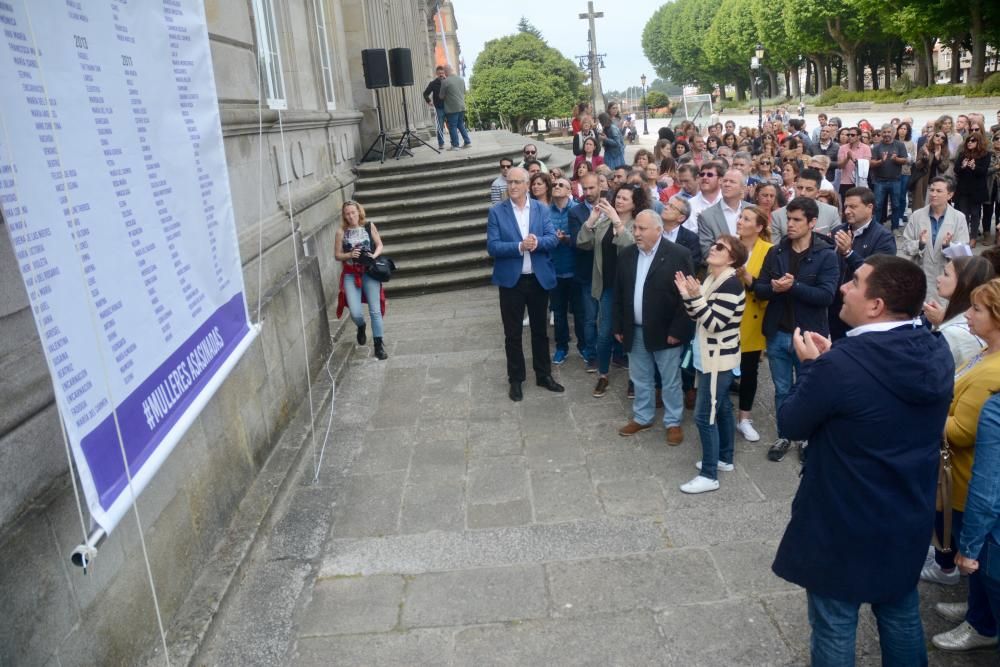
<box><xmin>365</xmin><ymin>255</ymin><xmax>396</xmax><ymax>282</ymax></box>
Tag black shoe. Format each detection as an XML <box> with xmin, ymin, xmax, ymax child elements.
<box><xmin>356</xmin><ymin>323</ymin><xmax>367</xmax><ymax>345</ymax></box>
<box><xmin>509</xmin><ymin>382</ymin><xmax>523</xmax><ymax>402</ymax></box>
<box><xmin>373</xmin><ymin>337</ymin><xmax>388</xmax><ymax>360</ymax></box>
<box><xmin>536</xmin><ymin>376</ymin><xmax>565</xmax><ymax>393</ymax></box>
<box><xmin>767</xmin><ymin>438</ymin><xmax>792</xmax><ymax>462</ymax></box>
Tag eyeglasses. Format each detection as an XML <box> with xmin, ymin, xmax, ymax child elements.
<box><xmin>524</xmin><ymin>150</ymin><xmax>536</xmax><ymax>156</ymax></box>
<box><xmin>553</xmin><ymin>182</ymin><xmax>569</xmax><ymax>188</ymax></box>
<box><xmin>699</xmin><ymin>172</ymin><xmax>717</xmax><ymax>178</ymax></box>
<box><xmin>848</xmin><ymin>132</ymin><xmax>858</xmax><ymax>137</ymax></box>
<box><xmin>711</xmin><ymin>242</ymin><xmax>730</xmax><ymax>253</ymax></box>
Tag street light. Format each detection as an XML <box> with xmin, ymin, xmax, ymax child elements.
<box><xmin>751</xmin><ymin>44</ymin><xmax>764</xmax><ymax>131</ymax></box>
<box><xmin>640</xmin><ymin>73</ymin><xmax>648</xmax><ymax>135</ymax></box>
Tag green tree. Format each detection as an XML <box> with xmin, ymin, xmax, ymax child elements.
<box><xmin>645</xmin><ymin>90</ymin><xmax>670</xmax><ymax>108</ymax></box>
<box><xmin>516</xmin><ymin>17</ymin><xmax>543</xmax><ymax>40</ymax></box>
<box><xmin>703</xmin><ymin>0</ymin><xmax>759</xmax><ymax>100</ymax></box>
<box><xmin>467</xmin><ymin>33</ymin><xmax>581</xmax><ymax>131</ymax></box>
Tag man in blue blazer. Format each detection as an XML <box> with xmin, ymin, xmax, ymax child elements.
<box><xmin>487</xmin><ymin>167</ymin><xmax>565</xmax><ymax>401</ymax></box>
<box><xmin>828</xmin><ymin>186</ymin><xmax>897</xmax><ymax>339</ymax></box>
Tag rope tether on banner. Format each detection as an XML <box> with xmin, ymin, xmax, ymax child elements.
<box><xmin>19</xmin><ymin>7</ymin><xmax>171</xmax><ymax>664</ymax></box>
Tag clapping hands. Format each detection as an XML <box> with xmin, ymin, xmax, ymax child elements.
<box><xmin>673</xmin><ymin>271</ymin><xmax>700</xmax><ymax>298</ymax></box>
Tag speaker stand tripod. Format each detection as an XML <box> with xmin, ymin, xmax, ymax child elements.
<box><xmin>393</xmin><ymin>88</ymin><xmax>439</xmax><ymax>159</ymax></box>
<box><xmin>361</xmin><ymin>89</ymin><xmax>400</xmax><ymax>163</ymax></box>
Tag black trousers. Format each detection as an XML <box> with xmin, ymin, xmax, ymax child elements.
<box><xmin>739</xmin><ymin>350</ymin><xmax>762</xmax><ymax>412</ymax></box>
<box><xmin>499</xmin><ymin>274</ymin><xmax>551</xmax><ymax>383</ymax></box>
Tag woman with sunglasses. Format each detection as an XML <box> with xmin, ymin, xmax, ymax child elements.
<box><xmin>915</xmin><ymin>130</ymin><xmax>953</xmax><ymax>210</ymax></box>
<box><xmin>674</xmin><ymin>234</ymin><xmax>747</xmax><ymax>494</ymax></box>
<box><xmin>335</xmin><ymin>201</ymin><xmax>388</xmax><ymax>360</ymax></box>
<box><xmin>955</xmin><ymin>131</ymin><xmax>991</xmax><ymax>247</ymax></box>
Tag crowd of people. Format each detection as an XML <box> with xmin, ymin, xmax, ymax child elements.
<box><xmin>479</xmin><ymin>105</ymin><xmax>1000</xmax><ymax>663</ymax></box>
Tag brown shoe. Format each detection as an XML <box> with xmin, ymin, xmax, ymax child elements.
<box><xmin>618</xmin><ymin>420</ymin><xmax>653</xmax><ymax>436</ymax></box>
<box><xmin>593</xmin><ymin>376</ymin><xmax>609</xmax><ymax>398</ymax></box>
<box><xmin>684</xmin><ymin>389</ymin><xmax>696</xmax><ymax>410</ymax></box>
<box><xmin>666</xmin><ymin>426</ymin><xmax>684</xmax><ymax>446</ymax></box>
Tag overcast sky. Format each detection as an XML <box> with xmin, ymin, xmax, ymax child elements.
<box><xmin>449</xmin><ymin>0</ymin><xmax>662</xmax><ymax>93</ymax></box>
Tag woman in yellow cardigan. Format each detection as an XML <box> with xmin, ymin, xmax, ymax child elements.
<box><xmin>733</xmin><ymin>206</ymin><xmax>773</xmax><ymax>442</ymax></box>
<box><xmin>927</xmin><ymin>278</ymin><xmax>1000</xmax><ymax>652</ymax></box>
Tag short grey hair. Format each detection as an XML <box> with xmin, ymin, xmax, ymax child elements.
<box><xmin>733</xmin><ymin>151</ymin><xmax>752</xmax><ymax>163</ymax></box>
<box><xmin>636</xmin><ymin>209</ymin><xmax>663</xmax><ymax>229</ymax></box>
<box><xmin>669</xmin><ymin>195</ymin><xmax>691</xmax><ymax>221</ymax></box>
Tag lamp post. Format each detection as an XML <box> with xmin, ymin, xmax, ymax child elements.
<box><xmin>751</xmin><ymin>44</ymin><xmax>764</xmax><ymax>132</ymax></box>
<box><xmin>640</xmin><ymin>73</ymin><xmax>648</xmax><ymax>135</ymax></box>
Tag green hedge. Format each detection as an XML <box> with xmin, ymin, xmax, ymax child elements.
<box><xmin>814</xmin><ymin>76</ymin><xmax>1000</xmax><ymax>106</ymax></box>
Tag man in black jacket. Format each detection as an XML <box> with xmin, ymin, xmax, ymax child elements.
<box><xmin>661</xmin><ymin>195</ymin><xmax>702</xmax><ymax>407</ymax></box>
<box><xmin>828</xmin><ymin>187</ymin><xmax>897</xmax><ymax>339</ymax></box>
<box><xmin>613</xmin><ymin>210</ymin><xmax>695</xmax><ymax>446</ymax></box>
<box><xmin>752</xmin><ymin>197</ymin><xmax>839</xmax><ymax>463</ymax></box>
<box><xmin>422</xmin><ymin>65</ymin><xmax>446</xmax><ymax>150</ymax></box>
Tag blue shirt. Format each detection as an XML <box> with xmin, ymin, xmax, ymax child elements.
<box><xmin>548</xmin><ymin>201</ymin><xmax>574</xmax><ymax>277</ymax></box>
<box><xmin>930</xmin><ymin>211</ymin><xmax>945</xmax><ymax>246</ymax></box>
<box><xmin>960</xmin><ymin>394</ymin><xmax>1000</xmax><ymax>560</ymax></box>
<box><xmin>633</xmin><ymin>237</ymin><xmax>661</xmax><ymax>325</ymax></box>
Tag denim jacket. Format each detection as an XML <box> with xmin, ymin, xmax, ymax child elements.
<box><xmin>960</xmin><ymin>393</ymin><xmax>1000</xmax><ymax>560</ymax></box>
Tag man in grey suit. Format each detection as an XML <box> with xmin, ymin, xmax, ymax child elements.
<box><xmin>697</xmin><ymin>168</ymin><xmax>748</xmax><ymax>258</ymax></box>
<box><xmin>770</xmin><ymin>168</ymin><xmax>840</xmax><ymax>241</ymax></box>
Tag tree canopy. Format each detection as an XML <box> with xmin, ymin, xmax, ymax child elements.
<box><xmin>467</xmin><ymin>31</ymin><xmax>582</xmax><ymax>130</ymax></box>
<box><xmin>643</xmin><ymin>0</ymin><xmax>1000</xmax><ymax>96</ymax></box>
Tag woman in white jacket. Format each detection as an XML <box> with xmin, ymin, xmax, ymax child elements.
<box><xmin>924</xmin><ymin>254</ymin><xmax>999</xmax><ymax>368</ymax></box>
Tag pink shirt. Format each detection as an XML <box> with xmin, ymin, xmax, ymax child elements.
<box><xmin>837</xmin><ymin>142</ymin><xmax>872</xmax><ymax>185</ymax></box>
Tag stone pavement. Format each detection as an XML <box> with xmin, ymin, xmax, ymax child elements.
<box><xmin>196</xmin><ymin>286</ymin><xmax>993</xmax><ymax>666</ymax></box>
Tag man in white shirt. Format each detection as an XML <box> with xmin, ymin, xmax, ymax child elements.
<box><xmin>685</xmin><ymin>161</ymin><xmax>724</xmax><ymax>234</ymax></box>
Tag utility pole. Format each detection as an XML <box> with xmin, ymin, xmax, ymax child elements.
<box><xmin>579</xmin><ymin>2</ymin><xmax>606</xmax><ymax>114</ymax></box>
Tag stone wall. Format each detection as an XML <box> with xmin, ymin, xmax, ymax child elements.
<box><xmin>0</xmin><ymin>0</ymin><xmax>433</xmax><ymax>663</ymax></box>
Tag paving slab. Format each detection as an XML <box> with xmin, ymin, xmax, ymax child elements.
<box><xmin>401</xmin><ymin>564</ymin><xmax>548</xmax><ymax>628</ymax></box>
<box><xmin>294</xmin><ymin>628</ymin><xmax>452</xmax><ymax>666</ymax></box>
<box><xmin>299</xmin><ymin>575</ymin><xmax>404</xmax><ymax>636</ymax></box>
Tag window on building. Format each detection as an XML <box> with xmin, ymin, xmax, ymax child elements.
<box><xmin>251</xmin><ymin>0</ymin><xmax>286</xmax><ymax>109</ymax></box>
<box><xmin>313</xmin><ymin>0</ymin><xmax>337</xmax><ymax>109</ymax></box>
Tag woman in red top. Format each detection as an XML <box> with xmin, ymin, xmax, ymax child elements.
<box><xmin>571</xmin><ymin>102</ymin><xmax>589</xmax><ymax>135</ymax></box>
<box><xmin>573</xmin><ymin>136</ymin><xmax>604</xmax><ymax>173</ymax></box>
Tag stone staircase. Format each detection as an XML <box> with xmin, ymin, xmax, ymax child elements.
<box><xmin>351</xmin><ymin>131</ymin><xmax>575</xmax><ymax>295</ymax></box>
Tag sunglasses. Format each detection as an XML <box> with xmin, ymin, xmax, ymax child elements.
<box><xmin>848</xmin><ymin>132</ymin><xmax>858</xmax><ymax>137</ymax></box>
<box><xmin>524</xmin><ymin>151</ymin><xmax>536</xmax><ymax>155</ymax></box>
<box><xmin>711</xmin><ymin>242</ymin><xmax>730</xmax><ymax>253</ymax></box>
<box><xmin>553</xmin><ymin>182</ymin><xmax>569</xmax><ymax>188</ymax></box>
<box><xmin>699</xmin><ymin>172</ymin><xmax>717</xmax><ymax>178</ymax></box>
<box><xmin>500</xmin><ymin>164</ymin><xmax>512</xmax><ymax>169</ymax></box>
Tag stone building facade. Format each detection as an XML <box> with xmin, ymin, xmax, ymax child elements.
<box><xmin>0</xmin><ymin>0</ymin><xmax>436</xmax><ymax>664</ymax></box>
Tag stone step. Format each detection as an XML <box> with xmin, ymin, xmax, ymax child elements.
<box><xmin>355</xmin><ymin>149</ymin><xmax>571</xmax><ymax>189</ymax></box>
<box><xmin>385</xmin><ymin>265</ymin><xmax>493</xmax><ymax>295</ymax></box>
<box><xmin>362</xmin><ymin>188</ymin><xmax>487</xmax><ymax>216</ymax></box>
<box><xmin>354</xmin><ymin>173</ymin><xmax>496</xmax><ymax>203</ymax></box>
<box><xmin>377</xmin><ymin>217</ymin><xmax>485</xmax><ymax>241</ymax></box>
<box><xmin>357</xmin><ymin>146</ymin><xmax>525</xmax><ymax>178</ymax></box>
<box><xmin>385</xmin><ymin>231</ymin><xmax>486</xmax><ymax>257</ymax></box>
<box><xmin>368</xmin><ymin>202</ymin><xmax>491</xmax><ymax>228</ymax></box>
<box><xmin>394</xmin><ymin>248</ymin><xmax>490</xmax><ymax>275</ymax></box>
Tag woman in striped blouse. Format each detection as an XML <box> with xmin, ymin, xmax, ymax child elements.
<box><xmin>674</xmin><ymin>234</ymin><xmax>748</xmax><ymax>494</ymax></box>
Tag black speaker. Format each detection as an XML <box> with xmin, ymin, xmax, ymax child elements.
<box><xmin>361</xmin><ymin>49</ymin><xmax>390</xmax><ymax>89</ymax></box>
<box><xmin>388</xmin><ymin>48</ymin><xmax>414</xmax><ymax>87</ymax></box>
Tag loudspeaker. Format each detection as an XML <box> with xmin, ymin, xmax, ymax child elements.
<box><xmin>388</xmin><ymin>48</ymin><xmax>414</xmax><ymax>87</ymax></box>
<box><xmin>361</xmin><ymin>49</ymin><xmax>390</xmax><ymax>89</ymax></box>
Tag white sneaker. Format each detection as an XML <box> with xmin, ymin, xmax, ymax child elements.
<box><xmin>736</xmin><ymin>419</ymin><xmax>760</xmax><ymax>442</ymax></box>
<box><xmin>549</xmin><ymin>311</ymin><xmax>554</xmax><ymax>326</ymax></box>
<box><xmin>696</xmin><ymin>460</ymin><xmax>734</xmax><ymax>472</ymax></box>
<box><xmin>522</xmin><ymin>315</ymin><xmax>529</xmax><ymax>327</ymax></box>
<box><xmin>935</xmin><ymin>601</ymin><xmax>968</xmax><ymax>623</ymax></box>
<box><xmin>680</xmin><ymin>475</ymin><xmax>720</xmax><ymax>494</ymax></box>
<box><xmin>920</xmin><ymin>561</ymin><xmax>960</xmax><ymax>585</ymax></box>
<box><xmin>932</xmin><ymin>621</ymin><xmax>999</xmax><ymax>652</ymax></box>
<box><xmin>924</xmin><ymin>545</ymin><xmax>936</xmax><ymax>569</ymax></box>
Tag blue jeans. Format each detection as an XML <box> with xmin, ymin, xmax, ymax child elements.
<box><xmin>767</xmin><ymin>331</ymin><xmax>799</xmax><ymax>438</ymax></box>
<box><xmin>445</xmin><ymin>110</ymin><xmax>471</xmax><ymax>147</ymax></box>
<box><xmin>434</xmin><ymin>106</ymin><xmax>446</xmax><ymax>148</ymax></box>
<box><xmin>934</xmin><ymin>508</ymin><xmax>997</xmax><ymax>636</ymax></box>
<box><xmin>978</xmin><ymin>536</ymin><xmax>1000</xmax><ymax>655</ymax></box>
<box><xmin>627</xmin><ymin>327</ymin><xmax>683</xmax><ymax>427</ymax></box>
<box><xmin>343</xmin><ymin>273</ymin><xmax>384</xmax><ymax>337</ymax></box>
<box><xmin>694</xmin><ymin>369</ymin><xmax>735</xmax><ymax>480</ymax></box>
<box><xmin>807</xmin><ymin>588</ymin><xmax>927</xmax><ymax>667</ymax></box>
<box><xmin>550</xmin><ymin>277</ymin><xmax>583</xmax><ymax>353</ymax></box>
<box><xmin>873</xmin><ymin>179</ymin><xmax>905</xmax><ymax>229</ymax></box>
<box><xmin>577</xmin><ymin>280</ymin><xmax>597</xmax><ymax>361</ymax></box>
<box><xmin>596</xmin><ymin>287</ymin><xmax>614</xmax><ymax>374</ymax></box>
